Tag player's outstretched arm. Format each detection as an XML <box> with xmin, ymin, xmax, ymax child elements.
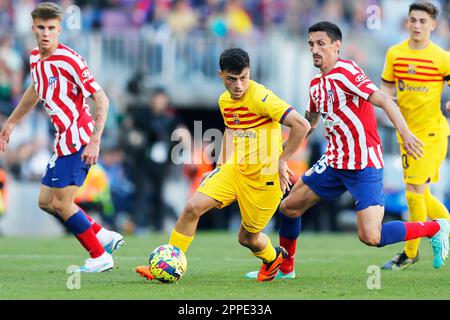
<box><xmin>0</xmin><ymin>83</ymin><xmax>39</xmax><ymax>152</ymax></box>
<box><xmin>380</xmin><ymin>80</ymin><xmax>397</xmax><ymax>102</ymax></box>
<box><xmin>279</xmin><ymin>111</ymin><xmax>311</xmax><ymax>193</ymax></box>
<box><xmin>368</xmin><ymin>90</ymin><xmax>424</xmax><ymax>160</ymax></box>
<box><xmin>82</xmin><ymin>89</ymin><xmax>109</xmax><ymax>165</ymax></box>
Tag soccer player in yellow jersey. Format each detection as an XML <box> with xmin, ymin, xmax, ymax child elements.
<box><xmin>381</xmin><ymin>2</ymin><xmax>450</xmax><ymax>270</ymax></box>
<box><xmin>136</xmin><ymin>48</ymin><xmax>311</xmax><ymax>282</ymax></box>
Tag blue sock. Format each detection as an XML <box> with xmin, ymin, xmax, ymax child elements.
<box><xmin>64</xmin><ymin>210</ymin><xmax>92</xmax><ymax>236</ymax></box>
<box><xmin>377</xmin><ymin>221</ymin><xmax>406</xmax><ymax>247</ymax></box>
<box><xmin>279</xmin><ymin>212</ymin><xmax>301</xmax><ymax>239</ymax></box>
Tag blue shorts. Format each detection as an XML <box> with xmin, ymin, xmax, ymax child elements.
<box><xmin>42</xmin><ymin>146</ymin><xmax>90</xmax><ymax>188</ymax></box>
<box><xmin>302</xmin><ymin>155</ymin><xmax>385</xmax><ymax>211</ymax></box>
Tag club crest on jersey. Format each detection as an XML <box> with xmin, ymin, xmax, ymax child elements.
<box><xmin>82</xmin><ymin>69</ymin><xmax>91</xmax><ymax>78</ymax></box>
<box><xmin>327</xmin><ymin>89</ymin><xmax>334</xmax><ymax>103</ymax></box>
<box><xmin>48</xmin><ymin>76</ymin><xmax>58</xmax><ymax>89</ymax></box>
<box><xmin>355</xmin><ymin>74</ymin><xmax>366</xmax><ymax>83</ymax></box>
<box><xmin>233</xmin><ymin>114</ymin><xmax>240</xmax><ymax>124</ymax></box>
<box><xmin>407</xmin><ymin>64</ymin><xmax>416</xmax><ymax>75</ymax></box>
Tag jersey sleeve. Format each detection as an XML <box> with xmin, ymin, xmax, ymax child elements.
<box><xmin>381</xmin><ymin>47</ymin><xmax>395</xmax><ymax>83</ymax></box>
<box><xmin>29</xmin><ymin>50</ymin><xmax>39</xmax><ymax>89</ymax></box>
<box><xmin>337</xmin><ymin>64</ymin><xmax>379</xmax><ymax>101</ymax></box>
<box><xmin>444</xmin><ymin>52</ymin><xmax>450</xmax><ymax>86</ymax></box>
<box><xmin>306</xmin><ymin>86</ymin><xmax>318</xmax><ymax>113</ymax></box>
<box><xmin>252</xmin><ymin>88</ymin><xmax>293</xmax><ymax>124</ymax></box>
<box><xmin>68</xmin><ymin>55</ymin><xmax>102</xmax><ymax>98</ymax></box>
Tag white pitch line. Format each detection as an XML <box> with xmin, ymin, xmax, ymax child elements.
<box><xmin>0</xmin><ymin>254</ymin><xmax>230</xmax><ymax>261</ymax></box>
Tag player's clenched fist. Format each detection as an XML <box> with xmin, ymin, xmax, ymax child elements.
<box><xmin>81</xmin><ymin>142</ymin><xmax>100</xmax><ymax>165</ymax></box>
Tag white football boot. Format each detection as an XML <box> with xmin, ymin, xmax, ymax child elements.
<box><xmin>97</xmin><ymin>229</ymin><xmax>125</xmax><ymax>255</ymax></box>
<box><xmin>73</xmin><ymin>251</ymin><xmax>114</xmax><ymax>273</ymax></box>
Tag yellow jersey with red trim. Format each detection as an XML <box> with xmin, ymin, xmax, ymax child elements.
<box><xmin>382</xmin><ymin>39</ymin><xmax>450</xmax><ymax>138</ymax></box>
<box><xmin>218</xmin><ymin>80</ymin><xmax>293</xmax><ymax>188</ymax></box>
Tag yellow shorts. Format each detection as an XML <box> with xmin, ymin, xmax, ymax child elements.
<box><xmin>400</xmin><ymin>135</ymin><xmax>448</xmax><ymax>185</ymax></box>
<box><xmin>197</xmin><ymin>164</ymin><xmax>283</xmax><ymax>233</ymax></box>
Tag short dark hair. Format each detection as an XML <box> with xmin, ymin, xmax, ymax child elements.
<box><xmin>31</xmin><ymin>2</ymin><xmax>64</xmax><ymax>21</ymax></box>
<box><xmin>152</xmin><ymin>86</ymin><xmax>167</xmax><ymax>97</ymax></box>
<box><xmin>308</xmin><ymin>21</ymin><xmax>342</xmax><ymax>42</ymax></box>
<box><xmin>409</xmin><ymin>2</ymin><xmax>439</xmax><ymax>19</ymax></box>
<box><xmin>219</xmin><ymin>48</ymin><xmax>250</xmax><ymax>74</ymax></box>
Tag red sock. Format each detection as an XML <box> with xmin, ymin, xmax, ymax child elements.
<box><xmin>279</xmin><ymin>236</ymin><xmax>296</xmax><ymax>274</ymax></box>
<box><xmin>79</xmin><ymin>207</ymin><xmax>102</xmax><ymax>234</ymax></box>
<box><xmin>404</xmin><ymin>221</ymin><xmax>440</xmax><ymax>240</ymax></box>
<box><xmin>76</xmin><ymin>227</ymin><xmax>105</xmax><ymax>258</ymax></box>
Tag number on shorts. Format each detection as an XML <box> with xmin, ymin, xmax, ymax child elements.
<box><xmin>314</xmin><ymin>155</ymin><xmax>327</xmax><ymax>174</ymax></box>
<box><xmin>402</xmin><ymin>154</ymin><xmax>409</xmax><ymax>169</ymax></box>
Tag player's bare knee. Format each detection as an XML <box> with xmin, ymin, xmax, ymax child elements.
<box><xmin>280</xmin><ymin>200</ymin><xmax>301</xmax><ymax>218</ymax></box>
<box><xmin>38</xmin><ymin>201</ymin><xmax>48</xmax><ymax>212</ymax></box>
<box><xmin>359</xmin><ymin>233</ymin><xmax>380</xmax><ymax>247</ymax></box>
<box><xmin>237</xmin><ymin>231</ymin><xmax>256</xmax><ymax>249</ymax></box>
<box><xmin>38</xmin><ymin>200</ymin><xmax>53</xmax><ymax>214</ymax></box>
<box><xmin>184</xmin><ymin>199</ymin><xmax>203</xmax><ymax>219</ymax></box>
<box><xmin>279</xmin><ymin>200</ymin><xmax>292</xmax><ymax>216</ymax></box>
<box><xmin>238</xmin><ymin>237</ymin><xmax>256</xmax><ymax>249</ymax></box>
<box><xmin>237</xmin><ymin>236</ymin><xmax>250</xmax><ymax>248</ymax></box>
<box><xmin>51</xmin><ymin>199</ymin><xmax>66</xmax><ymax>214</ymax></box>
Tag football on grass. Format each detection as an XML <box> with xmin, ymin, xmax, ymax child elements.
<box><xmin>148</xmin><ymin>244</ymin><xmax>187</xmax><ymax>283</ymax></box>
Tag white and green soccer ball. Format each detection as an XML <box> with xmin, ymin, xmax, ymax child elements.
<box><xmin>148</xmin><ymin>244</ymin><xmax>187</xmax><ymax>283</ymax></box>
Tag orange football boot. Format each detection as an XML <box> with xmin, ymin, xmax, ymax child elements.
<box><xmin>135</xmin><ymin>266</ymin><xmax>155</xmax><ymax>280</ymax></box>
<box><xmin>257</xmin><ymin>247</ymin><xmax>288</xmax><ymax>282</ymax></box>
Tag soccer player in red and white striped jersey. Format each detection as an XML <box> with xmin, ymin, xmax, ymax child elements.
<box><xmin>307</xmin><ymin>58</ymin><xmax>384</xmax><ymax>170</ymax></box>
<box><xmin>247</xmin><ymin>21</ymin><xmax>449</xmax><ymax>280</ymax></box>
<box><xmin>0</xmin><ymin>2</ymin><xmax>124</xmax><ymax>272</ymax></box>
<box><xmin>282</xmin><ymin>21</ymin><xmax>449</xmax><ymax>272</ymax></box>
<box><xmin>29</xmin><ymin>42</ymin><xmax>100</xmax><ymax>156</ymax></box>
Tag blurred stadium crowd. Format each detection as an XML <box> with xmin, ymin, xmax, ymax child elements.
<box><xmin>0</xmin><ymin>0</ymin><xmax>449</xmax><ymax>235</ymax></box>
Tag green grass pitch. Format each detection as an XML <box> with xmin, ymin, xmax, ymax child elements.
<box><xmin>0</xmin><ymin>232</ymin><xmax>448</xmax><ymax>300</ymax></box>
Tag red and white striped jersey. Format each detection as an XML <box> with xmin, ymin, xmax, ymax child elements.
<box><xmin>307</xmin><ymin>58</ymin><xmax>384</xmax><ymax>170</ymax></box>
<box><xmin>29</xmin><ymin>43</ymin><xmax>101</xmax><ymax>156</ymax></box>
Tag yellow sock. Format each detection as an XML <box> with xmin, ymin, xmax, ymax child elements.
<box><xmin>404</xmin><ymin>190</ymin><xmax>427</xmax><ymax>259</ymax></box>
<box><xmin>253</xmin><ymin>235</ymin><xmax>276</xmax><ymax>263</ymax></box>
<box><xmin>169</xmin><ymin>229</ymin><xmax>194</xmax><ymax>253</ymax></box>
<box><xmin>424</xmin><ymin>186</ymin><xmax>450</xmax><ymax>221</ymax></box>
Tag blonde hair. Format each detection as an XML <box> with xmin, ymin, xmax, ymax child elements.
<box><xmin>31</xmin><ymin>2</ymin><xmax>64</xmax><ymax>21</ymax></box>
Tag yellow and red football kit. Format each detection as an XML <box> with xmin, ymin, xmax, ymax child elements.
<box><xmin>382</xmin><ymin>39</ymin><xmax>450</xmax><ymax>185</ymax></box>
<box><xmin>382</xmin><ymin>39</ymin><xmax>450</xmax><ymax>259</ymax></box>
<box><xmin>198</xmin><ymin>80</ymin><xmax>293</xmax><ymax>233</ymax></box>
